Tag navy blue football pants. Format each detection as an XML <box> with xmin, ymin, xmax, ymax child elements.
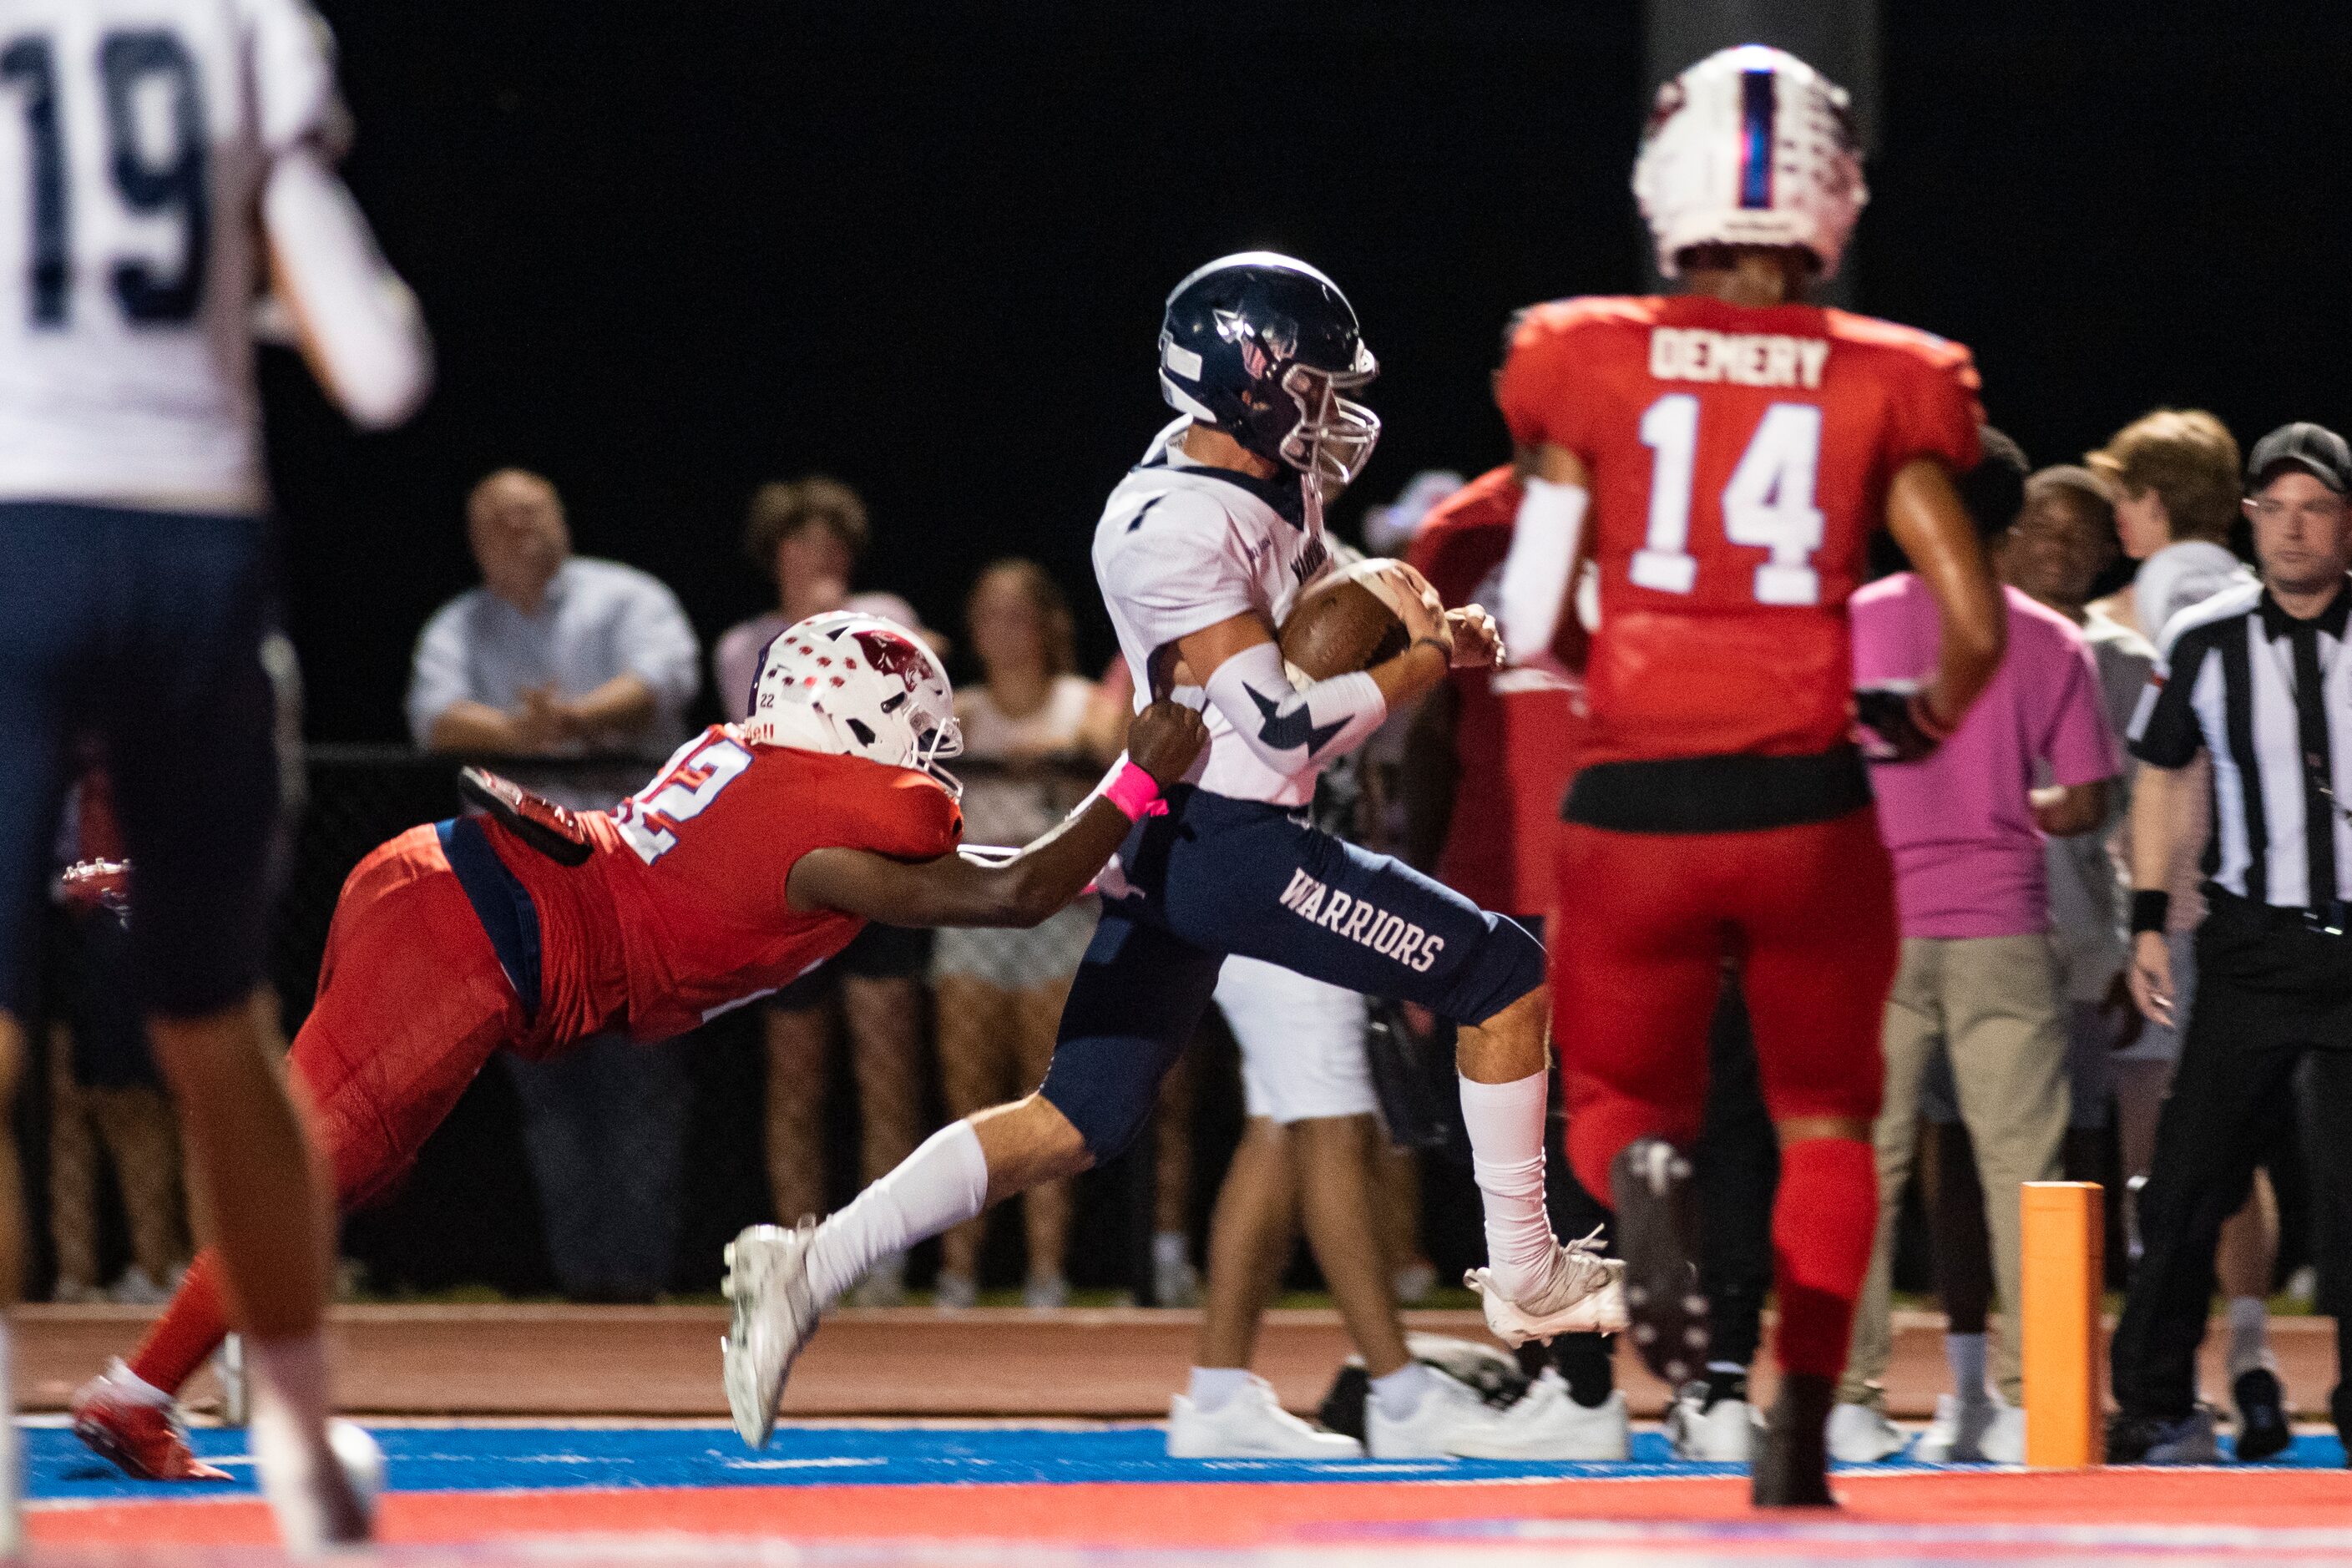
<box><xmin>0</xmin><ymin>503</ymin><xmax>280</xmax><ymax>1018</ymax></box>
<box><xmin>1039</xmin><ymin>786</ymin><xmax>1545</xmax><ymax>1160</ymax></box>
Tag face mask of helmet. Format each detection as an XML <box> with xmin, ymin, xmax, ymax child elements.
<box><xmin>1278</xmin><ymin>360</ymin><xmax>1382</xmax><ymax>492</ymax></box>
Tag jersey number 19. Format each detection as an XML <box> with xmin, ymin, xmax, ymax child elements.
<box><xmin>2</xmin><ymin>28</ymin><xmax>209</xmax><ymax>328</ymax></box>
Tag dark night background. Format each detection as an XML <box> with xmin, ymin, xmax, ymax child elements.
<box><xmin>266</xmin><ymin>0</ymin><xmax>2352</xmax><ymax>736</ymax></box>
<box><xmin>149</xmin><ymin>0</ymin><xmax>2340</xmax><ymax>1297</ymax></box>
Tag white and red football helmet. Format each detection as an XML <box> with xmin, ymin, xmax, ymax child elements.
<box><xmin>742</xmin><ymin>612</ymin><xmax>963</xmax><ymax>795</ymax></box>
<box><xmin>1632</xmin><ymin>44</ymin><xmax>1868</xmax><ymax>281</ymax></box>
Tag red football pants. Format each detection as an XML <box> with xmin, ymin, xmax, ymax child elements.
<box><xmin>130</xmin><ymin>826</ymin><xmax>526</xmax><ymax>1393</ymax></box>
<box><xmin>1551</xmin><ymin>807</ymin><xmax>1897</xmax><ymax>1201</ymax></box>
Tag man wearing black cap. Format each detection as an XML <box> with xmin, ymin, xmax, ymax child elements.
<box><xmin>2111</xmin><ymin>422</ymin><xmax>2352</xmax><ymax>1463</ymax></box>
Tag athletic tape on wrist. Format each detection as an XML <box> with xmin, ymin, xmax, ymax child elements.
<box><xmin>1100</xmin><ymin>759</ymin><xmax>1169</xmax><ymax>823</ymax></box>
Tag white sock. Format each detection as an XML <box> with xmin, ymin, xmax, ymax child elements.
<box><xmin>1943</xmin><ymin>1332</ymin><xmax>1989</xmax><ymax>1403</ymax></box>
<box><xmin>1153</xmin><ymin>1231</ymin><xmax>1191</xmax><ymax>1267</ymax></box>
<box><xmin>805</xmin><ymin>1121</ymin><xmax>989</xmax><ymax>1308</ymax></box>
<box><xmin>2226</xmin><ymin>1296</ymin><xmax>2274</xmax><ymax>1381</ymax></box>
<box><xmin>1187</xmin><ymin>1366</ymin><xmax>1250</xmax><ymax>1414</ymax></box>
<box><xmin>248</xmin><ymin>1332</ymin><xmax>360</xmax><ymax>1555</ymax></box>
<box><xmin>1369</xmin><ymin>1361</ymin><xmax>1434</xmax><ymax>1421</ymax></box>
<box><xmin>1459</xmin><ymin>1070</ymin><xmax>1555</xmax><ymax>1297</ymax></box>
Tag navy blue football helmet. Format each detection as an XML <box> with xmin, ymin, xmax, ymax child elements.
<box><xmin>1158</xmin><ymin>252</ymin><xmax>1380</xmax><ymax>491</ymax></box>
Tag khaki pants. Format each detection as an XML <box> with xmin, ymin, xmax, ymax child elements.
<box><xmin>1842</xmin><ymin>933</ymin><xmax>2068</xmax><ymax>1405</ymax></box>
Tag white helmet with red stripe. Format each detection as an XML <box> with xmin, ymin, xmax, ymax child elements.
<box><xmin>1632</xmin><ymin>45</ymin><xmax>1868</xmax><ymax>281</ymax></box>
<box><xmin>742</xmin><ymin>612</ymin><xmax>963</xmax><ymax>796</ymax></box>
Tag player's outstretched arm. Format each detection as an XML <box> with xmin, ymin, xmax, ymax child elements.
<box><xmin>1882</xmin><ymin>456</ymin><xmax>2008</xmax><ymax>731</ymax></box>
<box><xmin>263</xmin><ymin>148</ymin><xmax>434</xmax><ymax>429</ymax></box>
<box><xmin>786</xmin><ymin>702</ymin><xmax>1208</xmax><ymax>929</ymax></box>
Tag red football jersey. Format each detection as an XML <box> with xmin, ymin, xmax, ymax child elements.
<box><xmin>1498</xmin><ymin>294</ymin><xmax>1981</xmax><ymax>767</ymax></box>
<box><xmin>487</xmin><ymin>729</ymin><xmax>961</xmax><ymax>1046</ymax></box>
<box><xmin>1407</xmin><ymin>466</ymin><xmax>1582</xmax><ymax>918</ymax></box>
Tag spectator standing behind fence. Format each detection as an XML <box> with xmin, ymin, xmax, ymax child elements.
<box><xmin>408</xmin><ymin>469</ymin><xmax>701</xmax><ymax>1300</ymax></box>
<box><xmin>926</xmin><ymin>562</ymin><xmax>1102</xmax><ymax>1308</ymax></box>
<box><xmin>2111</xmin><ymin>424</ymin><xmax>2352</xmax><ymax>1465</ymax></box>
<box><xmin>1898</xmin><ymin>465</ymin><xmax>2154</xmax><ymax>1461</ymax></box>
<box><xmin>1833</xmin><ymin>434</ymin><xmax>2120</xmax><ymax>1464</ymax></box>
<box><xmin>2086</xmin><ymin>412</ymin><xmax>2287</xmax><ymax>1410</ymax></box>
<box><xmin>712</xmin><ymin>478</ymin><xmax>937</xmax><ymax>1303</ymax></box>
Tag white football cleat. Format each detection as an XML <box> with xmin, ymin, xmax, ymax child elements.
<box><xmin>722</xmin><ymin>1220</ymin><xmax>822</xmax><ymax>1449</ymax></box>
<box><xmin>328</xmin><ymin>1420</ymin><xmax>384</xmax><ymax>1534</ymax></box>
<box><xmin>1976</xmin><ymin>1398</ymin><xmax>2026</xmax><ymax>1464</ymax></box>
<box><xmin>1826</xmin><ymin>1399</ymin><xmax>1910</xmax><ymax>1463</ymax></box>
<box><xmin>1166</xmin><ymin>1377</ymin><xmax>1362</xmax><ymax>1458</ymax></box>
<box><xmin>1465</xmin><ymin>1227</ymin><xmax>1628</xmax><ymax>1346</ymax></box>
<box><xmin>253</xmin><ymin>1417</ymin><xmax>378</xmax><ymax>1556</ymax></box>
<box><xmin>1368</xmin><ymin>1367</ymin><xmax>1515</xmax><ymax>1459</ymax></box>
<box><xmin>1447</xmin><ymin>1369</ymin><xmax>1630</xmax><ymax>1461</ymax></box>
<box><xmin>1914</xmin><ymin>1391</ymin><xmax>1995</xmax><ymax>1463</ymax></box>
<box><xmin>1666</xmin><ymin>1387</ymin><xmax>1758</xmax><ymax>1462</ymax></box>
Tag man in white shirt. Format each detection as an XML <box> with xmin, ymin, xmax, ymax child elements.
<box><xmin>410</xmin><ymin>468</ymin><xmax>698</xmax><ymax>768</ymax></box>
<box><xmin>409</xmin><ymin>468</ymin><xmax>701</xmax><ymax>1301</ymax></box>
<box><xmin>0</xmin><ymin>0</ymin><xmax>430</xmax><ymax>1547</ymax></box>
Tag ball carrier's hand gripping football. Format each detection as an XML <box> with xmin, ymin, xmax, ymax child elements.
<box><xmin>457</xmin><ymin>768</ymin><xmax>593</xmax><ymax>866</ymax></box>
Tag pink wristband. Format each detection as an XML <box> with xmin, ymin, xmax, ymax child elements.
<box><xmin>1101</xmin><ymin>759</ymin><xmax>1169</xmax><ymax>823</ymax></box>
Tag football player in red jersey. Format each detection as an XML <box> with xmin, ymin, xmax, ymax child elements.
<box><xmin>1493</xmin><ymin>45</ymin><xmax>2008</xmax><ymax>1505</ymax></box>
<box><xmin>66</xmin><ymin>612</ymin><xmax>1206</xmax><ymax>1482</ymax></box>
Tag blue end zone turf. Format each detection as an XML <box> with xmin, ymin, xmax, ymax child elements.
<box><xmin>27</xmin><ymin>1423</ymin><xmax>2346</xmax><ymax>1504</ymax></box>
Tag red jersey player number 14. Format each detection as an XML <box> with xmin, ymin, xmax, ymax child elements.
<box><xmin>1499</xmin><ymin>294</ymin><xmax>1981</xmax><ymax>767</ymax></box>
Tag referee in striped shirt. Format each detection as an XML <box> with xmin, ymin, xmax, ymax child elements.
<box><xmin>2112</xmin><ymin>422</ymin><xmax>2352</xmax><ymax>1463</ymax></box>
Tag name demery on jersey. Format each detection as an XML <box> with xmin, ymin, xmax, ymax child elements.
<box><xmin>1277</xmin><ymin>867</ymin><xmax>1445</xmax><ymax>971</ymax></box>
<box><xmin>1649</xmin><ymin>327</ymin><xmax>1829</xmax><ymax>391</ymax></box>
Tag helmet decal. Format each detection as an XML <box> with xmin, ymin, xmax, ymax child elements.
<box><xmin>1738</xmin><ymin>68</ymin><xmax>1776</xmax><ymax>210</ymax></box>
<box><xmin>850</xmin><ymin>625</ymin><xmax>933</xmax><ymax>690</ymax></box>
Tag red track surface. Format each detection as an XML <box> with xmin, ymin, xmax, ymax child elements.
<box><xmin>35</xmin><ymin>1469</ymin><xmax>2352</xmax><ymax>1549</ymax></box>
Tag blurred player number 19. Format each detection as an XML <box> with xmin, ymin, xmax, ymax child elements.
<box><xmin>3</xmin><ymin>28</ymin><xmax>210</xmax><ymax>327</ymax></box>
<box><xmin>1634</xmin><ymin>395</ymin><xmax>1827</xmax><ymax>607</ymax></box>
<box><xmin>614</xmin><ymin>735</ymin><xmax>755</xmax><ymax>863</ymax></box>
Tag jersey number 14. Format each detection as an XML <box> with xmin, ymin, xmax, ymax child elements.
<box><xmin>1633</xmin><ymin>395</ymin><xmax>1825</xmax><ymax>607</ymax></box>
<box><xmin>2</xmin><ymin>30</ymin><xmax>209</xmax><ymax>328</ymax></box>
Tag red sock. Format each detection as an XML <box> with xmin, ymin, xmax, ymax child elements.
<box><xmin>128</xmin><ymin>1249</ymin><xmax>231</xmax><ymax>1396</ymax></box>
<box><xmin>1770</xmin><ymin>1137</ymin><xmax>1877</xmax><ymax>1382</ymax></box>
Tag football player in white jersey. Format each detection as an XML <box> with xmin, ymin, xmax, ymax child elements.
<box><xmin>724</xmin><ymin>254</ymin><xmax>1623</xmax><ymax>1457</ymax></box>
<box><xmin>0</xmin><ymin>0</ymin><xmax>430</xmax><ymax>1549</ymax></box>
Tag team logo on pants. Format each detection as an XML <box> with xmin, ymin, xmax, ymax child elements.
<box><xmin>1277</xmin><ymin>870</ymin><xmax>1444</xmax><ymax>971</ymax></box>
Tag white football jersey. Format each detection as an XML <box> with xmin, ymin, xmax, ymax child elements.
<box><xmin>0</xmin><ymin>0</ymin><xmax>338</xmax><ymax>512</ymax></box>
<box><xmin>1094</xmin><ymin>418</ymin><xmax>1338</xmax><ymax>807</ymax></box>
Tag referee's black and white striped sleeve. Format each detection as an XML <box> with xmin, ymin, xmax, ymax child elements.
<box><xmin>2127</xmin><ymin>630</ymin><xmax>2216</xmax><ymax>769</ymax></box>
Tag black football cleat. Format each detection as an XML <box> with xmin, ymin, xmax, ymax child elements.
<box><xmin>1609</xmin><ymin>1137</ymin><xmax>1710</xmax><ymax>1388</ymax></box>
<box><xmin>1753</xmin><ymin>1373</ymin><xmax>1837</xmax><ymax>1508</ymax></box>
<box><xmin>2233</xmin><ymin>1368</ymin><xmax>2292</xmax><ymax>1463</ymax></box>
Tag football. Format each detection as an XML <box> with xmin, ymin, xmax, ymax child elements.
<box><xmin>1278</xmin><ymin>558</ymin><xmax>1417</xmax><ymax>683</ymax></box>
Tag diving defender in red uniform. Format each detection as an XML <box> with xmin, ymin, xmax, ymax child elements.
<box><xmin>1490</xmin><ymin>46</ymin><xmax>2007</xmax><ymax>1503</ymax></box>
<box><xmin>69</xmin><ymin>612</ymin><xmax>1206</xmax><ymax>1480</ymax></box>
